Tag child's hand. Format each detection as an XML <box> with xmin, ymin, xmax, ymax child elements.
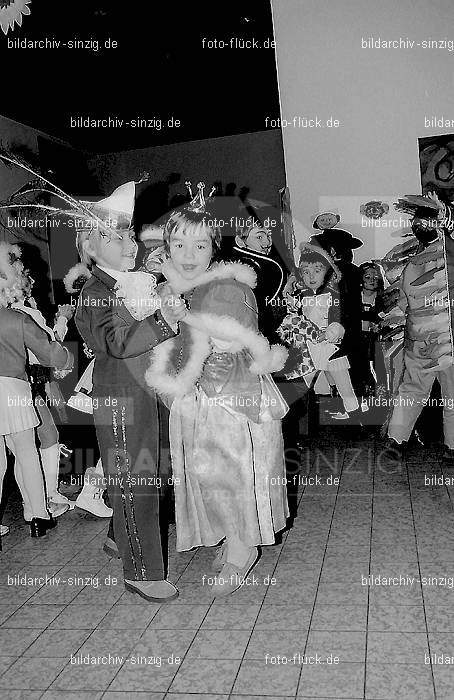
<box><xmin>159</xmin><ymin>284</ymin><xmax>187</xmax><ymax>327</ymax></box>
<box><xmin>57</xmin><ymin>304</ymin><xmax>74</xmax><ymax>320</ymax></box>
<box><xmin>316</xmin><ymin>330</ymin><xmax>326</xmax><ymax>342</ymax></box>
<box><xmin>325</xmin><ymin>322</ymin><xmax>344</xmax><ymax>343</ymax></box>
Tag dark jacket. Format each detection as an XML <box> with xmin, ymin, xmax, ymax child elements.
<box><xmin>74</xmin><ymin>265</ymin><xmax>175</xmax><ymax>390</ymax></box>
<box><xmin>0</xmin><ymin>307</ymin><xmax>72</xmax><ymax>381</ymax></box>
<box><xmin>228</xmin><ymin>245</ymin><xmax>287</xmax><ymax>343</ymax></box>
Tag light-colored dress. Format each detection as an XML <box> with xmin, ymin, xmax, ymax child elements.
<box><xmin>0</xmin><ymin>377</ymin><xmax>39</xmax><ymax>435</ymax></box>
<box><xmin>146</xmin><ymin>262</ymin><xmax>290</xmax><ymax>551</ymax></box>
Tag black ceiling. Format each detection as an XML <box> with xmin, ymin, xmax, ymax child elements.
<box><xmin>1</xmin><ymin>0</ymin><xmax>280</xmax><ymax>153</ymax></box>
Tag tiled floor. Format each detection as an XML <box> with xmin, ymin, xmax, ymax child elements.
<box><xmin>1</xmin><ymin>426</ymin><xmax>454</xmax><ymax>698</ymax></box>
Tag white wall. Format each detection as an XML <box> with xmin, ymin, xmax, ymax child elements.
<box><xmin>271</xmin><ymin>0</ymin><xmax>454</xmax><ymax>262</ymax></box>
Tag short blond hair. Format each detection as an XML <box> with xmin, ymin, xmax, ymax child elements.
<box><xmin>76</xmin><ymin>228</ymin><xmax>96</xmax><ymax>267</ymax></box>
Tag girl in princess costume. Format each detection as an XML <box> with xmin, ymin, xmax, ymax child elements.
<box><xmin>145</xmin><ymin>186</ymin><xmax>290</xmax><ymax>597</ymax></box>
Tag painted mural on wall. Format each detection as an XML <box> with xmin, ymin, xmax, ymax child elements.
<box><xmin>419</xmin><ymin>134</ymin><xmax>454</xmax><ymax>201</ymax></box>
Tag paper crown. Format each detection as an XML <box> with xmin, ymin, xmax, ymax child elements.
<box><xmin>184</xmin><ymin>181</ymin><xmax>216</xmax><ymax>213</ymax></box>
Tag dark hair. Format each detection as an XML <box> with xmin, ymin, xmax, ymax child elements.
<box><xmin>163</xmin><ymin>208</ymin><xmax>222</xmax><ymax>259</ymax></box>
<box><xmin>359</xmin><ymin>262</ymin><xmax>384</xmax><ymax>293</ymax></box>
<box><xmin>298</xmin><ymin>252</ymin><xmax>334</xmax><ymax>289</ymax></box>
<box><xmin>298</xmin><ymin>251</ymin><xmax>329</xmax><ymax>267</ymax></box>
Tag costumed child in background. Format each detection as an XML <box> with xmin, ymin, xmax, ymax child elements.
<box><xmin>309</xmin><ymin>213</ymin><xmax>366</xmax><ymax>403</ymax></box>
<box><xmin>358</xmin><ymin>262</ymin><xmax>388</xmax><ymax>399</ymax></box>
<box><xmin>228</xmin><ymin>215</ymin><xmax>287</xmax><ymax>344</ymax></box>
<box><xmin>278</xmin><ymin>243</ymin><xmax>359</xmax><ymax>420</ymax></box>
<box><xmin>385</xmin><ymin>193</ymin><xmax>454</xmax><ymax>460</ymax></box>
<box><xmin>145</xmin><ymin>183</ymin><xmax>289</xmax><ymax>597</ymax></box>
<box><xmin>12</xmin><ymin>270</ymin><xmax>74</xmax><ymax>518</ymax></box>
<box><xmin>0</xmin><ymin>242</ymin><xmax>74</xmax><ymax>538</ymax></box>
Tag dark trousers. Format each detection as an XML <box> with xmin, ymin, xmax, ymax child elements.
<box><xmin>277</xmin><ymin>378</ymin><xmax>310</xmax><ymax>520</ymax></box>
<box><xmin>93</xmin><ymin>384</ymin><xmax>166</xmax><ymax>581</ymax></box>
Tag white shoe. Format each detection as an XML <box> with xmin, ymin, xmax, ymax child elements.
<box><xmin>211</xmin><ymin>548</ymin><xmax>259</xmax><ymax>597</ymax></box>
<box><xmin>47</xmin><ymin>501</ymin><xmax>70</xmax><ymax>518</ymax></box>
<box><xmin>75</xmin><ymin>488</ymin><xmax>113</xmax><ymax>518</ymax></box>
<box><xmin>0</xmin><ymin>524</ymin><xmax>9</xmax><ymax>536</ymax></box>
<box><xmin>50</xmin><ymin>492</ymin><xmax>76</xmax><ymax>510</ymax></box>
<box><xmin>124</xmin><ymin>579</ymin><xmax>179</xmax><ymax>602</ymax></box>
<box><xmin>330</xmin><ymin>411</ymin><xmax>350</xmax><ymax>420</ymax></box>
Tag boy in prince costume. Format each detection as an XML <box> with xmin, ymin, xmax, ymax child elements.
<box><xmin>72</xmin><ymin>182</ymin><xmax>186</xmax><ymax>601</ymax></box>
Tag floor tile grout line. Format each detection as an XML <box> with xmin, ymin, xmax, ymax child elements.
<box><xmin>102</xmin><ymin>548</ymin><xmax>220</xmax><ymax>696</ymax></box>
<box><xmin>295</xmin><ymin>437</ymin><xmax>350</xmax><ymax>698</ymax></box>
<box><xmin>406</xmin><ymin>455</ymin><xmax>437</xmax><ymax>699</ymax></box>
<box><xmin>221</xmin><ymin>521</ymin><xmax>300</xmax><ymax>698</ymax></box>
<box><xmin>32</xmin><ymin>544</ymin><xmax>142</xmax><ymax>693</ymax></box>
<box><xmin>0</xmin><ymin>543</ymin><xmax>113</xmax><ymax>688</ymax></box>
<box><xmin>363</xmin><ymin>429</ymin><xmax>379</xmax><ymax>700</ymax></box>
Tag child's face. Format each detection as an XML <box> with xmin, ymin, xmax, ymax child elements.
<box><xmin>245</xmin><ymin>227</ymin><xmax>272</xmax><ymax>254</ymax></box>
<box><xmin>362</xmin><ymin>268</ymin><xmax>380</xmax><ymax>291</ymax></box>
<box><xmin>86</xmin><ymin>229</ymin><xmax>138</xmax><ymax>271</ymax></box>
<box><xmin>169</xmin><ymin>225</ymin><xmax>213</xmax><ymax>279</ymax></box>
<box><xmin>299</xmin><ymin>261</ymin><xmax>327</xmax><ymax>290</ymax></box>
<box><xmin>315</xmin><ymin>213</ymin><xmax>337</xmax><ymax>230</ymax></box>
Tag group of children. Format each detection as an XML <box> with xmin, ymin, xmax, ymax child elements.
<box><xmin>3</xmin><ymin>152</ymin><xmax>454</xmax><ymax>602</ymax></box>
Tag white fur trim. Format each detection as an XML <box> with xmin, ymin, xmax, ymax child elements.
<box><xmin>146</xmin><ymin>312</ymin><xmax>288</xmax><ymax>398</ymax></box>
<box><xmin>145</xmin><ymin>329</ymin><xmax>211</xmax><ymax>398</ymax></box>
<box><xmin>160</xmin><ymin>261</ymin><xmax>257</xmax><ymax>294</ymax></box>
<box><xmin>63</xmin><ymin>263</ymin><xmax>92</xmax><ymax>293</ymax></box>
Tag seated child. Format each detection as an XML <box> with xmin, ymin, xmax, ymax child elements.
<box><xmin>278</xmin><ymin>243</ymin><xmax>359</xmax><ymax>420</ymax></box>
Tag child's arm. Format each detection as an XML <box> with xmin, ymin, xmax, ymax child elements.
<box><xmin>23</xmin><ymin>313</ymin><xmax>74</xmax><ymax>371</ymax></box>
<box><xmin>76</xmin><ymin>288</ymin><xmax>177</xmax><ymax>360</ymax></box>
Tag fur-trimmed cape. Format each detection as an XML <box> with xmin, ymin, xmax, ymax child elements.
<box><xmin>145</xmin><ymin>261</ymin><xmax>288</xmax><ymax>400</ymax></box>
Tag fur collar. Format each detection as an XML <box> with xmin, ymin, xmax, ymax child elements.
<box><xmin>160</xmin><ymin>260</ymin><xmax>256</xmax><ymax>294</ymax></box>
<box><xmin>145</xmin><ymin>260</ymin><xmax>286</xmax><ymax>400</ymax></box>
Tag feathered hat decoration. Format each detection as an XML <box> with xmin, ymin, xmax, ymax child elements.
<box><xmin>0</xmin><ymin>147</ymin><xmax>139</xmax><ymax>238</ymax></box>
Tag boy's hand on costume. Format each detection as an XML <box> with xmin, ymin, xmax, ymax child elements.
<box><xmin>160</xmin><ymin>284</ymin><xmax>187</xmax><ymax>326</ymax></box>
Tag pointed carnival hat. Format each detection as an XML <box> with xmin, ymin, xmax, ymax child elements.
<box><xmin>80</xmin><ymin>181</ymin><xmax>136</xmax><ymax>230</ymax></box>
